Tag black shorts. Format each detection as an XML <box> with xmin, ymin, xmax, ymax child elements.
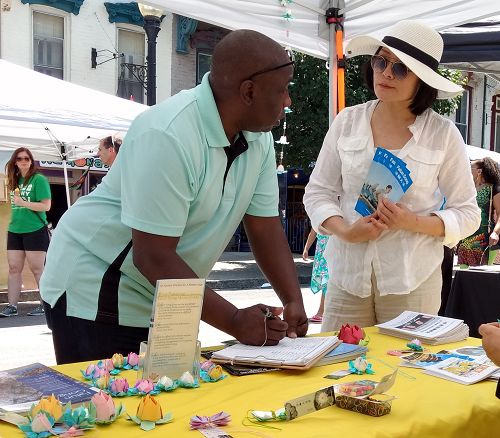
<box><xmin>7</xmin><ymin>227</ymin><xmax>50</xmax><ymax>252</ymax></box>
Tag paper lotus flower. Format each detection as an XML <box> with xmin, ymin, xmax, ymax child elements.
<box><xmin>81</xmin><ymin>363</ymin><xmax>98</xmax><ymax>380</ymax></box>
<box><xmin>407</xmin><ymin>338</ymin><xmax>423</xmax><ymax>352</ymax></box>
<box><xmin>30</xmin><ymin>395</ymin><xmax>63</xmax><ymax>422</ymax></box>
<box><xmin>61</xmin><ymin>405</ymin><xmax>95</xmax><ymax>430</ymax></box>
<box><xmin>98</xmin><ymin>359</ymin><xmax>115</xmax><ymax>372</ymax></box>
<box><xmin>156</xmin><ymin>376</ymin><xmax>176</xmax><ymax>391</ymax></box>
<box><xmin>93</xmin><ymin>370</ymin><xmax>111</xmax><ymax>389</ymax></box>
<box><xmin>178</xmin><ymin>371</ymin><xmax>198</xmax><ymax>388</ymax></box>
<box><xmin>190</xmin><ymin>411</ymin><xmax>231</xmax><ymax>429</ymax></box>
<box><xmin>348</xmin><ymin>356</ymin><xmax>374</xmax><ymax>375</ymax></box>
<box><xmin>338</xmin><ymin>324</ymin><xmax>365</xmax><ymax>345</ymax></box>
<box><xmin>31</xmin><ymin>412</ymin><xmax>55</xmax><ymax>434</ymax></box>
<box><xmin>89</xmin><ymin>390</ymin><xmax>124</xmax><ymax>424</ymax></box>
<box><xmin>125</xmin><ymin>352</ymin><xmax>139</xmax><ymax>369</ymax></box>
<box><xmin>130</xmin><ymin>378</ymin><xmax>160</xmax><ymax>395</ymax></box>
<box><xmin>127</xmin><ymin>395</ymin><xmax>173</xmax><ymax>431</ymax></box>
<box><xmin>112</xmin><ymin>353</ymin><xmax>125</xmax><ymax>368</ymax></box>
<box><xmin>200</xmin><ymin>361</ymin><xmax>225</xmax><ymax>382</ymax></box>
<box><xmin>109</xmin><ymin>377</ymin><xmax>129</xmax><ymax>395</ymax></box>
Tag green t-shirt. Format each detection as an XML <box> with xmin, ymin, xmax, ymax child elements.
<box><xmin>9</xmin><ymin>173</ymin><xmax>52</xmax><ymax>233</ymax></box>
<box><xmin>40</xmin><ymin>73</ymin><xmax>279</xmax><ymax>328</ymax></box>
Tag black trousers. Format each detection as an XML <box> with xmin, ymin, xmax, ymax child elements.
<box><xmin>438</xmin><ymin>246</ymin><xmax>454</xmax><ymax>316</ymax></box>
<box><xmin>43</xmin><ymin>293</ymin><xmax>148</xmax><ymax>365</ymax></box>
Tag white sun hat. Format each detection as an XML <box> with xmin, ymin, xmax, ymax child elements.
<box><xmin>345</xmin><ymin>20</ymin><xmax>463</xmax><ymax>99</ymax></box>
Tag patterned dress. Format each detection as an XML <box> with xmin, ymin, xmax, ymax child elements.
<box><xmin>457</xmin><ymin>185</ymin><xmax>494</xmax><ymax>266</ymax></box>
<box><xmin>311</xmin><ymin>234</ymin><xmax>329</xmax><ymax>295</ymax></box>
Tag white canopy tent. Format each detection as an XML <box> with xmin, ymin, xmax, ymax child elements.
<box><xmin>0</xmin><ymin>60</ymin><xmax>147</xmax><ymax>205</ymax></box>
<box><xmin>124</xmin><ymin>0</ymin><xmax>500</xmax><ymax>120</ymax></box>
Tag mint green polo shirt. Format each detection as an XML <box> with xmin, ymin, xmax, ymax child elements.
<box><xmin>40</xmin><ymin>73</ymin><xmax>279</xmax><ymax>328</ymax></box>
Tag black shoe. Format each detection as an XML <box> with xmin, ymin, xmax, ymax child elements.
<box><xmin>0</xmin><ymin>304</ymin><xmax>18</xmax><ymax>317</ymax></box>
<box><xmin>27</xmin><ymin>305</ymin><xmax>45</xmax><ymax>316</ymax></box>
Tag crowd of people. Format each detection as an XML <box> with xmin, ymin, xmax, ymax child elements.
<box><xmin>1</xmin><ymin>20</ymin><xmax>500</xmax><ymax>394</ymax></box>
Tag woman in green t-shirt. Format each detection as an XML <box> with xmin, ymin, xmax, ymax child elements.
<box><xmin>0</xmin><ymin>148</ymin><xmax>51</xmax><ymax>318</ymax></box>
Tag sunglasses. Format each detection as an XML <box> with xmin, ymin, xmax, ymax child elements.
<box><xmin>16</xmin><ymin>156</ymin><xmax>31</xmax><ymax>162</ymax></box>
<box><xmin>246</xmin><ymin>48</ymin><xmax>295</xmax><ymax>81</ymax></box>
<box><xmin>371</xmin><ymin>55</ymin><xmax>409</xmax><ymax>81</ymax></box>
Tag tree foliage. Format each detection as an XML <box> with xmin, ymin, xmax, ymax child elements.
<box><xmin>273</xmin><ymin>53</ymin><xmax>465</xmax><ymax>171</ymax></box>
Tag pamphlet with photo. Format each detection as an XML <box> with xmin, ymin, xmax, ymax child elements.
<box><xmin>355</xmin><ymin>147</ymin><xmax>413</xmax><ymax>216</ymax></box>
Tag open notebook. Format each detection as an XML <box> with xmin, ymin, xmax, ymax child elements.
<box><xmin>210</xmin><ymin>336</ymin><xmax>340</xmax><ymax>370</ymax></box>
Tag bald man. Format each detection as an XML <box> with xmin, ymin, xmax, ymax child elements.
<box><xmin>40</xmin><ymin>30</ymin><xmax>308</xmax><ymax>364</ymax></box>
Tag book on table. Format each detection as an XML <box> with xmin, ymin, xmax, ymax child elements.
<box><xmin>210</xmin><ymin>336</ymin><xmax>341</xmax><ymax>370</ymax></box>
<box><xmin>0</xmin><ymin>363</ymin><xmax>98</xmax><ymax>414</ymax></box>
<box><xmin>375</xmin><ymin>311</ymin><xmax>469</xmax><ymax>345</ymax></box>
<box><xmin>315</xmin><ymin>343</ymin><xmax>368</xmax><ymax>367</ymax></box>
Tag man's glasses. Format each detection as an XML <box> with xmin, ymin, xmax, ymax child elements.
<box><xmin>246</xmin><ymin>49</ymin><xmax>295</xmax><ymax>81</ymax></box>
<box><xmin>371</xmin><ymin>55</ymin><xmax>409</xmax><ymax>81</ymax></box>
<box><xmin>16</xmin><ymin>156</ymin><xmax>30</xmax><ymax>162</ymax></box>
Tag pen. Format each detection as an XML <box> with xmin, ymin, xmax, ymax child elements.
<box><xmin>263</xmin><ymin>307</ymin><xmax>275</xmax><ymax>320</ymax></box>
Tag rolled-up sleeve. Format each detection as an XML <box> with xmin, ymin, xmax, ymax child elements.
<box><xmin>303</xmin><ymin>117</ymin><xmax>344</xmax><ymax>235</ymax></box>
<box><xmin>433</xmin><ymin>123</ymin><xmax>480</xmax><ymax>247</ymax></box>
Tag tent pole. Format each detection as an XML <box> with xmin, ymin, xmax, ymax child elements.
<box><xmin>326</xmin><ymin>2</ymin><xmax>345</xmax><ymax>124</ymax></box>
<box><xmin>62</xmin><ymin>159</ymin><xmax>71</xmax><ymax>208</ymax></box>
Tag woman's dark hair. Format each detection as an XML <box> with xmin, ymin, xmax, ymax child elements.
<box><xmin>362</xmin><ymin>52</ymin><xmax>438</xmax><ymax>116</ymax></box>
<box><xmin>474</xmin><ymin>157</ymin><xmax>500</xmax><ymax>186</ymax></box>
<box><xmin>5</xmin><ymin>147</ymin><xmax>38</xmax><ymax>191</ymax></box>
<box><xmin>101</xmin><ymin>136</ymin><xmax>122</xmax><ymax>154</ymax></box>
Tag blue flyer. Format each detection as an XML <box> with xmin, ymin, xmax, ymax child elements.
<box><xmin>355</xmin><ymin>147</ymin><xmax>413</xmax><ymax>217</ymax></box>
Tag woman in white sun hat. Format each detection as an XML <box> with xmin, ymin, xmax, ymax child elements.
<box><xmin>303</xmin><ymin>20</ymin><xmax>481</xmax><ymax>331</ymax></box>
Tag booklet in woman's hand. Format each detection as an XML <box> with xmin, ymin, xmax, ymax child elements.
<box><xmin>355</xmin><ymin>147</ymin><xmax>413</xmax><ymax>217</ymax></box>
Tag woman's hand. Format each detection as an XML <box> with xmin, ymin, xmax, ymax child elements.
<box><xmin>376</xmin><ymin>197</ymin><xmax>417</xmax><ymax>231</ymax></box>
<box><xmin>12</xmin><ymin>195</ymin><xmax>25</xmax><ymax>207</ymax></box>
<box><xmin>341</xmin><ymin>216</ymin><xmax>387</xmax><ymax>243</ymax></box>
<box><xmin>490</xmin><ymin>231</ymin><xmax>499</xmax><ymax>246</ymax></box>
<box><xmin>302</xmin><ymin>248</ymin><xmax>310</xmax><ymax>261</ymax></box>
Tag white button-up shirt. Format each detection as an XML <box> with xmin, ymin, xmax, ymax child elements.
<box><xmin>303</xmin><ymin>100</ymin><xmax>480</xmax><ymax>297</ymax></box>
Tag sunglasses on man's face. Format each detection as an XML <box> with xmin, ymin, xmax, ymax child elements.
<box><xmin>16</xmin><ymin>156</ymin><xmax>30</xmax><ymax>162</ymax></box>
<box><xmin>246</xmin><ymin>48</ymin><xmax>295</xmax><ymax>81</ymax></box>
<box><xmin>371</xmin><ymin>55</ymin><xmax>409</xmax><ymax>81</ymax></box>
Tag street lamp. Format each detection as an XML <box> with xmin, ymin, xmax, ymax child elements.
<box><xmin>138</xmin><ymin>3</ymin><xmax>163</xmax><ymax>106</ymax></box>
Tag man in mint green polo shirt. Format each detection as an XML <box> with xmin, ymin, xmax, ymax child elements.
<box><xmin>40</xmin><ymin>29</ymin><xmax>308</xmax><ymax>364</ymax></box>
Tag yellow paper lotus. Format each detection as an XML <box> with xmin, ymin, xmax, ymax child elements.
<box><xmin>128</xmin><ymin>395</ymin><xmax>173</xmax><ymax>431</ymax></box>
<box><xmin>136</xmin><ymin>395</ymin><xmax>162</xmax><ymax>422</ymax></box>
<box><xmin>30</xmin><ymin>395</ymin><xmax>63</xmax><ymax>421</ymax></box>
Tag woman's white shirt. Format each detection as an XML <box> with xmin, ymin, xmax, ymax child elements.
<box><xmin>303</xmin><ymin>100</ymin><xmax>480</xmax><ymax>297</ymax></box>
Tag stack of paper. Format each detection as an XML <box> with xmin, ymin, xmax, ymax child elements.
<box><xmin>210</xmin><ymin>336</ymin><xmax>340</xmax><ymax>370</ymax></box>
<box><xmin>423</xmin><ymin>356</ymin><xmax>499</xmax><ymax>385</ymax></box>
<box><xmin>315</xmin><ymin>343</ymin><xmax>368</xmax><ymax>367</ymax></box>
<box><xmin>375</xmin><ymin>311</ymin><xmax>469</xmax><ymax>345</ymax></box>
<box><xmin>355</xmin><ymin>147</ymin><xmax>413</xmax><ymax>217</ymax></box>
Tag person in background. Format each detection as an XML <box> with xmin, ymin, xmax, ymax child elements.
<box><xmin>457</xmin><ymin>157</ymin><xmax>500</xmax><ymax>266</ymax></box>
<box><xmin>97</xmin><ymin>135</ymin><xmax>122</xmax><ymax>167</ymax></box>
<box><xmin>40</xmin><ymin>30</ymin><xmax>308</xmax><ymax>364</ymax></box>
<box><xmin>302</xmin><ymin>228</ymin><xmax>329</xmax><ymax>323</ymax></box>
<box><xmin>479</xmin><ymin>322</ymin><xmax>500</xmax><ymax>398</ymax></box>
<box><xmin>303</xmin><ymin>20</ymin><xmax>480</xmax><ymax>331</ymax></box>
<box><xmin>0</xmin><ymin>147</ymin><xmax>51</xmax><ymax>317</ymax></box>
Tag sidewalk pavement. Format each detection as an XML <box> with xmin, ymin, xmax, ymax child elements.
<box><xmin>0</xmin><ymin>251</ymin><xmax>313</xmax><ymax>303</ymax></box>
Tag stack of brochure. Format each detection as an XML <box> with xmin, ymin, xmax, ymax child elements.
<box><xmin>375</xmin><ymin>311</ymin><xmax>469</xmax><ymax>345</ymax></box>
<box><xmin>355</xmin><ymin>147</ymin><xmax>413</xmax><ymax>216</ymax></box>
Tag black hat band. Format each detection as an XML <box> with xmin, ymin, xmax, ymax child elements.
<box><xmin>382</xmin><ymin>36</ymin><xmax>439</xmax><ymax>71</ymax></box>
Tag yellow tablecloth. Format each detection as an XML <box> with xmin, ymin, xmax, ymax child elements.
<box><xmin>2</xmin><ymin>327</ymin><xmax>500</xmax><ymax>438</ymax></box>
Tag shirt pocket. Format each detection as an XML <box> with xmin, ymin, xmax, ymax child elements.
<box><xmin>406</xmin><ymin>148</ymin><xmax>444</xmax><ymax>189</ymax></box>
<box><xmin>338</xmin><ymin>136</ymin><xmax>369</xmax><ymax>174</ymax></box>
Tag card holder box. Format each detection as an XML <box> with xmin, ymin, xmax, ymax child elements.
<box><xmin>335</xmin><ymin>395</ymin><xmax>392</xmax><ymax>417</ymax></box>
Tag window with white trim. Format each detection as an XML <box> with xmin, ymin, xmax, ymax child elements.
<box><xmin>455</xmin><ymin>89</ymin><xmax>470</xmax><ymax>143</ymax></box>
<box><xmin>33</xmin><ymin>12</ymin><xmax>64</xmax><ymax>79</ymax></box>
<box><xmin>117</xmin><ymin>29</ymin><xmax>145</xmax><ymax>104</ymax></box>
